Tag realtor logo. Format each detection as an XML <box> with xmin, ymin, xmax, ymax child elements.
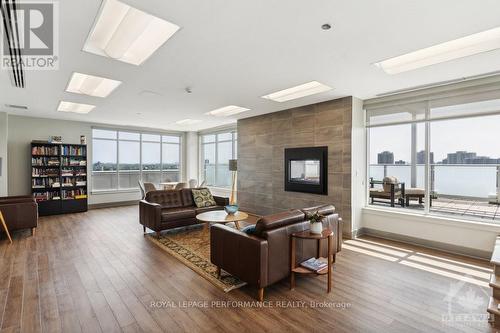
<box><xmin>0</xmin><ymin>0</ymin><xmax>59</xmax><ymax>71</ymax></box>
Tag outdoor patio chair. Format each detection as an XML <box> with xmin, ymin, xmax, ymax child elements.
<box><xmin>369</xmin><ymin>176</ymin><xmax>405</xmax><ymax>207</ymax></box>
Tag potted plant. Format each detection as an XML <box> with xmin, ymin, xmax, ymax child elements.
<box><xmin>308</xmin><ymin>211</ymin><xmax>324</xmax><ymax>234</ymax></box>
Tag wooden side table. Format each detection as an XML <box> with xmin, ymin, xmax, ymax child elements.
<box><xmin>290</xmin><ymin>229</ymin><xmax>333</xmax><ymax>293</ymax></box>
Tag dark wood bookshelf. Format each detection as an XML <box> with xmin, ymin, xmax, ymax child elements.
<box><xmin>31</xmin><ymin>141</ymin><xmax>88</xmax><ymax>216</ymax></box>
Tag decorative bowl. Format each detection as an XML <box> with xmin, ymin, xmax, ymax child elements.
<box><xmin>224</xmin><ymin>204</ymin><xmax>239</xmax><ymax>215</ymax></box>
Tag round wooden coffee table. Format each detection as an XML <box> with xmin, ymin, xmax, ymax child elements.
<box><xmin>196</xmin><ymin>210</ymin><xmax>249</xmax><ymax>231</ymax></box>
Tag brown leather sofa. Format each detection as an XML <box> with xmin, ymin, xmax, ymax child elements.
<box><xmin>210</xmin><ymin>205</ymin><xmax>342</xmax><ymax>300</ymax></box>
<box><xmin>0</xmin><ymin>195</ymin><xmax>38</xmax><ymax>236</ymax></box>
<box><xmin>139</xmin><ymin>188</ymin><xmax>228</xmax><ymax>236</ymax></box>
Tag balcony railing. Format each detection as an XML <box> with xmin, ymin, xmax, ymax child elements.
<box><xmin>370</xmin><ymin>164</ymin><xmax>500</xmax><ymax>199</ymax></box>
<box><xmin>91</xmin><ymin>170</ymin><xmax>180</xmax><ymax>191</ymax></box>
<box><xmin>203</xmin><ymin>164</ymin><xmax>231</xmax><ymax>188</ymax></box>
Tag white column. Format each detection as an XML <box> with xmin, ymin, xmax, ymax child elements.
<box><xmin>184</xmin><ymin>131</ymin><xmax>199</xmax><ymax>183</ymax></box>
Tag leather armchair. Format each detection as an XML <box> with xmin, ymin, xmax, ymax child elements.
<box><xmin>0</xmin><ymin>195</ymin><xmax>38</xmax><ymax>235</ymax></box>
<box><xmin>210</xmin><ymin>204</ymin><xmax>342</xmax><ymax>301</ymax></box>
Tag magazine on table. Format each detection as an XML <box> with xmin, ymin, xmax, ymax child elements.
<box><xmin>300</xmin><ymin>257</ymin><xmax>327</xmax><ymax>272</ymax></box>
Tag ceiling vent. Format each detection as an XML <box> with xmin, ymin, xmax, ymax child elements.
<box><xmin>0</xmin><ymin>0</ymin><xmax>25</xmax><ymax>88</ymax></box>
<box><xmin>5</xmin><ymin>103</ymin><xmax>27</xmax><ymax>109</ymax></box>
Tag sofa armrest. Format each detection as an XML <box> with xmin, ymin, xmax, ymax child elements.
<box><xmin>210</xmin><ymin>224</ymin><xmax>268</xmax><ymax>288</ymax></box>
<box><xmin>213</xmin><ymin>195</ymin><xmax>229</xmax><ymax>206</ymax></box>
<box><xmin>139</xmin><ymin>200</ymin><xmax>161</xmax><ymax>231</ymax></box>
<box><xmin>0</xmin><ymin>195</ymin><xmax>35</xmax><ymax>203</ymax></box>
<box><xmin>0</xmin><ymin>201</ymin><xmax>38</xmax><ymax>231</ymax></box>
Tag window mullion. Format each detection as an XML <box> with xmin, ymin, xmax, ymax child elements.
<box><xmin>160</xmin><ymin>136</ymin><xmax>163</xmax><ymax>181</ymax></box>
<box><xmin>116</xmin><ymin>134</ymin><xmax>119</xmax><ymax>190</ymax></box>
<box><xmin>424</xmin><ymin>102</ymin><xmax>431</xmax><ymax>214</ymax></box>
<box><xmin>215</xmin><ymin>136</ymin><xmax>219</xmax><ymax>187</ymax></box>
<box><xmin>139</xmin><ymin>134</ymin><xmax>143</xmax><ymax>182</ymax></box>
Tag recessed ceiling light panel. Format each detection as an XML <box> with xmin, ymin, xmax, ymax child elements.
<box><xmin>57</xmin><ymin>101</ymin><xmax>95</xmax><ymax>114</ymax></box>
<box><xmin>375</xmin><ymin>26</ymin><xmax>500</xmax><ymax>74</ymax></box>
<box><xmin>262</xmin><ymin>81</ymin><xmax>332</xmax><ymax>102</ymax></box>
<box><xmin>175</xmin><ymin>119</ymin><xmax>201</xmax><ymax>125</ymax></box>
<box><xmin>205</xmin><ymin>105</ymin><xmax>250</xmax><ymax>117</ymax></box>
<box><xmin>66</xmin><ymin>72</ymin><xmax>122</xmax><ymax>97</ymax></box>
<box><xmin>83</xmin><ymin>0</ymin><xmax>180</xmax><ymax>65</ymax></box>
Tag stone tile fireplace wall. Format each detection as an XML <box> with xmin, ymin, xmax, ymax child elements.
<box><xmin>237</xmin><ymin>96</ymin><xmax>353</xmax><ymax>235</ymax></box>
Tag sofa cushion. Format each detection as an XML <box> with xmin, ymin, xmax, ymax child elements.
<box><xmin>191</xmin><ymin>189</ymin><xmax>217</xmax><ymax>208</ymax></box>
<box><xmin>406</xmin><ymin>188</ymin><xmax>425</xmax><ymax>195</ymax></box>
<box><xmin>180</xmin><ymin>188</ymin><xmax>194</xmax><ymax>207</ymax></box>
<box><xmin>146</xmin><ymin>190</ymin><xmax>183</xmax><ymax>209</ymax></box>
<box><xmin>382</xmin><ymin>176</ymin><xmax>399</xmax><ymax>193</ymax></box>
<box><xmin>241</xmin><ymin>224</ymin><xmax>256</xmax><ymax>235</ymax></box>
<box><xmin>161</xmin><ymin>207</ymin><xmax>196</xmax><ymax>222</ymax></box>
<box><xmin>254</xmin><ymin>210</ymin><xmax>305</xmax><ymax>236</ymax></box>
<box><xmin>195</xmin><ymin>206</ymin><xmax>223</xmax><ymax>214</ymax></box>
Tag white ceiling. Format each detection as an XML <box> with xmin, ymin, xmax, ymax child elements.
<box><xmin>2</xmin><ymin>0</ymin><xmax>500</xmax><ymax>131</ymax></box>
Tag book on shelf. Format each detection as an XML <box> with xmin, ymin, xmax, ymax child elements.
<box><xmin>32</xmin><ymin>145</ymin><xmax>59</xmax><ymax>156</ymax></box>
<box><xmin>61</xmin><ymin>145</ymin><xmax>86</xmax><ymax>156</ymax></box>
<box><xmin>300</xmin><ymin>257</ymin><xmax>328</xmax><ymax>272</ymax></box>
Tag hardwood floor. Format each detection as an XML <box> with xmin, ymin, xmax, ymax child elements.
<box><xmin>0</xmin><ymin>205</ymin><xmax>496</xmax><ymax>333</ymax></box>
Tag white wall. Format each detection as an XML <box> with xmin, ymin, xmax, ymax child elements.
<box><xmin>0</xmin><ymin>112</ymin><xmax>7</xmax><ymax>196</ymax></box>
<box><xmin>7</xmin><ymin>115</ymin><xmax>185</xmax><ymax>205</ymax></box>
<box><xmin>351</xmin><ymin>97</ymin><xmax>366</xmax><ymax>237</ymax></box>
<box><xmin>362</xmin><ymin>208</ymin><xmax>499</xmax><ymax>256</ymax></box>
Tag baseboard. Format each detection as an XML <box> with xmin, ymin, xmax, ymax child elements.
<box><xmin>357</xmin><ymin>227</ymin><xmax>491</xmax><ymax>260</ymax></box>
<box><xmin>89</xmin><ymin>200</ymin><xmax>139</xmax><ymax>210</ymax></box>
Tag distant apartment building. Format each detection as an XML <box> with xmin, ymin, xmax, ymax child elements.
<box><xmin>442</xmin><ymin>151</ymin><xmax>476</xmax><ymax>164</ymax></box>
<box><xmin>378</xmin><ymin>151</ymin><xmax>394</xmax><ymax>164</ymax></box>
<box><xmin>417</xmin><ymin>150</ymin><xmax>434</xmax><ymax>164</ymax></box>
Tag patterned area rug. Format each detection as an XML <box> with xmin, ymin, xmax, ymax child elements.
<box><xmin>147</xmin><ymin>225</ymin><xmax>246</xmax><ymax>292</ymax></box>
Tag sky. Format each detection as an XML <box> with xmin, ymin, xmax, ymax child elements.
<box><xmin>369</xmin><ymin>114</ymin><xmax>500</xmax><ymax>163</ymax></box>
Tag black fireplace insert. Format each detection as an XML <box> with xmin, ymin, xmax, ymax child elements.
<box><xmin>284</xmin><ymin>146</ymin><xmax>328</xmax><ymax>195</ymax></box>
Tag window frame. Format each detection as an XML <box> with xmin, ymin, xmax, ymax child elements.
<box><xmin>365</xmin><ymin>96</ymin><xmax>500</xmax><ymax>223</ymax></box>
<box><xmin>91</xmin><ymin>127</ymin><xmax>182</xmax><ymax>193</ymax></box>
<box><xmin>200</xmin><ymin>128</ymin><xmax>237</xmax><ymax>188</ymax></box>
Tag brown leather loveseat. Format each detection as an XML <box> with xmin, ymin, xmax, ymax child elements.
<box><xmin>139</xmin><ymin>188</ymin><xmax>228</xmax><ymax>236</ymax></box>
<box><xmin>210</xmin><ymin>205</ymin><xmax>342</xmax><ymax>300</ymax></box>
<box><xmin>0</xmin><ymin>195</ymin><xmax>38</xmax><ymax>235</ymax></box>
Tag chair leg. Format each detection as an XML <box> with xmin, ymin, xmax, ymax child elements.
<box><xmin>216</xmin><ymin>267</ymin><xmax>221</xmax><ymax>279</ymax></box>
<box><xmin>257</xmin><ymin>288</ymin><xmax>264</xmax><ymax>302</ymax></box>
<box><xmin>156</xmin><ymin>231</ymin><xmax>161</xmax><ymax>239</ymax></box>
<box><xmin>0</xmin><ymin>212</ymin><xmax>12</xmax><ymax>244</ymax></box>
<box><xmin>31</xmin><ymin>228</ymin><xmax>36</xmax><ymax>236</ymax></box>
<box><xmin>143</xmin><ymin>225</ymin><xmax>146</xmax><ymax>233</ymax></box>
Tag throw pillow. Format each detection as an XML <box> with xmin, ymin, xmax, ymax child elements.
<box><xmin>192</xmin><ymin>188</ymin><xmax>217</xmax><ymax>208</ymax></box>
<box><xmin>241</xmin><ymin>225</ymin><xmax>256</xmax><ymax>235</ymax></box>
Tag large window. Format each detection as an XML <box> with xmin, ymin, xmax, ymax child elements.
<box><xmin>92</xmin><ymin>129</ymin><xmax>181</xmax><ymax>191</ymax></box>
<box><xmin>201</xmin><ymin>130</ymin><xmax>237</xmax><ymax>188</ymax></box>
<box><xmin>366</xmin><ymin>85</ymin><xmax>500</xmax><ymax>222</ymax></box>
